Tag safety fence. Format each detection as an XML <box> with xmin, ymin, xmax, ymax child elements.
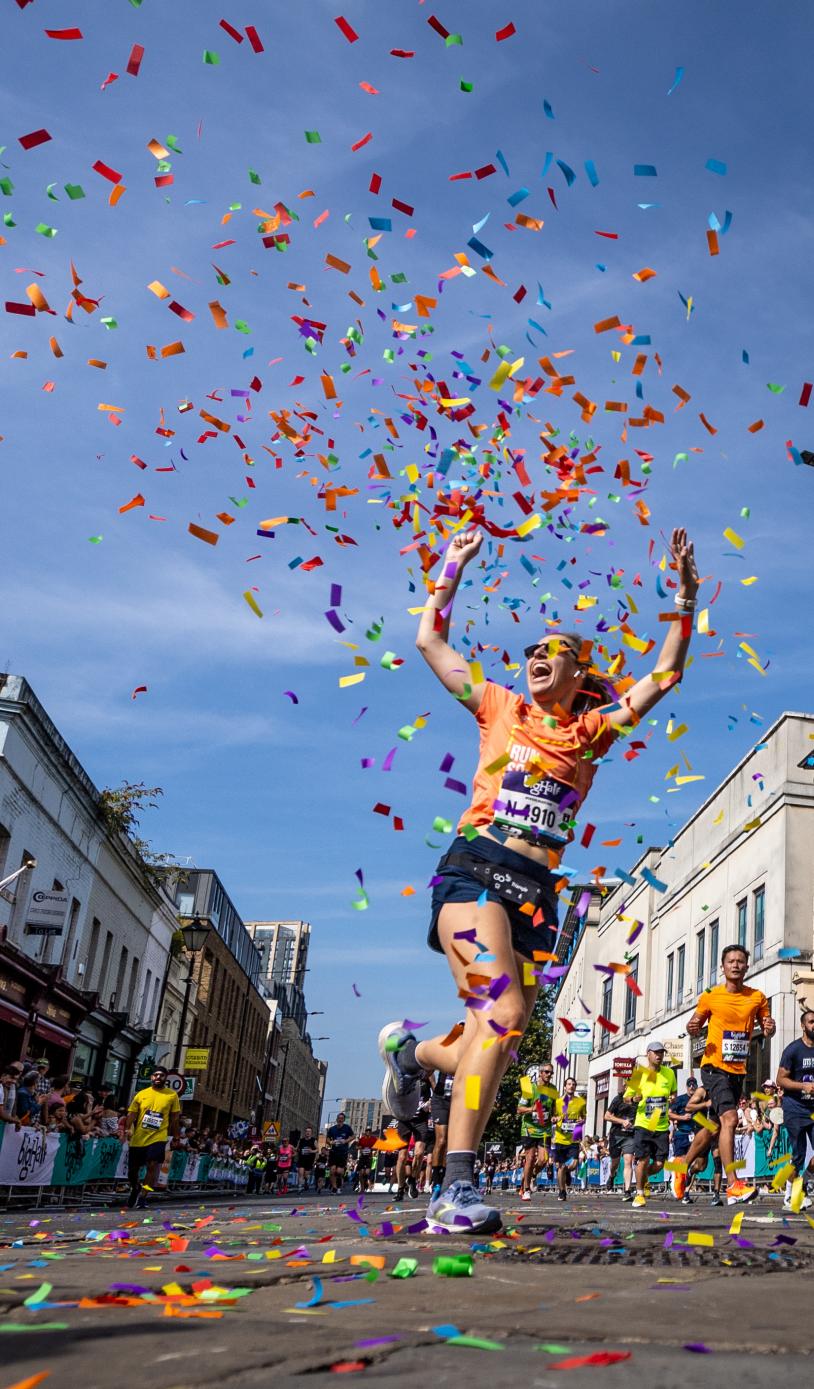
<box><xmin>0</xmin><ymin>1122</ymin><xmax>248</xmax><ymax>1208</ymax></box>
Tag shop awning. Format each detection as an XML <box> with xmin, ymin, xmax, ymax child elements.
<box><xmin>0</xmin><ymin>998</ymin><xmax>27</xmax><ymax>1029</ymax></box>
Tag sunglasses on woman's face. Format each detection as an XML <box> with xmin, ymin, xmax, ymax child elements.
<box><xmin>524</xmin><ymin>641</ymin><xmax>578</xmax><ymax>662</ymax></box>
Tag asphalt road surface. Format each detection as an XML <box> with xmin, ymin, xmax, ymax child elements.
<box><xmin>1</xmin><ymin>1187</ymin><xmax>812</xmax><ymax>1387</ymax></box>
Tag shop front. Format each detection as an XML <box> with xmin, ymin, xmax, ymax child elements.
<box><xmin>0</xmin><ymin>941</ymin><xmax>88</xmax><ymax>1071</ymax></box>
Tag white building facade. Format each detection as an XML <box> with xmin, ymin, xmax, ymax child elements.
<box><xmin>551</xmin><ymin>711</ymin><xmax>814</xmax><ymax>1139</ymax></box>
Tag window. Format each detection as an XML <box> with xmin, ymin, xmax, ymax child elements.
<box><xmin>754</xmin><ymin>886</ymin><xmax>765</xmax><ymax>961</ymax></box>
<box><xmin>708</xmin><ymin>920</ymin><xmax>719</xmax><ymax>987</ymax></box>
<box><xmin>177</xmin><ymin>892</ymin><xmax>194</xmax><ymax>916</ymax></box>
<box><xmin>113</xmin><ymin>946</ymin><xmax>128</xmax><ymax>1009</ymax></box>
<box><xmin>83</xmin><ymin>917</ymin><xmax>101</xmax><ymax>985</ymax></box>
<box><xmin>127</xmin><ymin>956</ymin><xmax>140</xmax><ymax>1012</ymax></box>
<box><xmin>696</xmin><ymin>930</ymin><xmax>705</xmax><ymax>995</ymax></box>
<box><xmin>98</xmin><ymin>931</ymin><xmax>114</xmax><ymax>996</ymax></box>
<box><xmin>600</xmin><ymin>976</ymin><xmax>613</xmax><ymax>1049</ymax></box>
<box><xmin>666</xmin><ymin>953</ymin><xmax>675</xmax><ymax>1011</ymax></box>
<box><xmin>624</xmin><ymin>957</ymin><xmax>638</xmax><ymax>1033</ymax></box>
<box><xmin>0</xmin><ymin>824</ymin><xmax>10</xmax><ymax>881</ymax></box>
<box><xmin>737</xmin><ymin>898</ymin><xmax>747</xmax><ymax>949</ymax></box>
<box><xmin>676</xmin><ymin>944</ymin><xmax>685</xmax><ymax>1001</ymax></box>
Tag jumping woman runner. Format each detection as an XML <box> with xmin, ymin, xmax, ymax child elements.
<box><xmin>379</xmin><ymin>524</ymin><xmax>699</xmax><ymax>1234</ymax></box>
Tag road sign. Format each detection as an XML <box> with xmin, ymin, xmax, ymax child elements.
<box><xmin>264</xmin><ymin>1119</ymin><xmax>281</xmax><ymax>1137</ymax></box>
<box><xmin>568</xmin><ymin>1019</ymin><xmax>593</xmax><ymax>1056</ymax></box>
<box><xmin>184</xmin><ymin>1047</ymin><xmax>210</xmax><ymax>1070</ymax></box>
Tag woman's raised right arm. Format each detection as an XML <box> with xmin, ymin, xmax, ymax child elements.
<box><xmin>415</xmin><ymin>528</ymin><xmax>485</xmax><ymax>713</ymax></box>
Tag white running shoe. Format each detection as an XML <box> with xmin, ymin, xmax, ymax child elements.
<box><xmin>520</xmin><ymin>1189</ymin><xmax>532</xmax><ymax>1202</ymax></box>
<box><xmin>426</xmin><ymin>1181</ymin><xmax>502</xmax><ymax>1234</ymax></box>
<box><xmin>783</xmin><ymin>1194</ymin><xmax>812</xmax><ymax>1211</ymax></box>
<box><xmin>378</xmin><ymin>1021</ymin><xmax>421</xmax><ymax>1120</ymax></box>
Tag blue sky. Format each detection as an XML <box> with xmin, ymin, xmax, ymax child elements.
<box><xmin>1</xmin><ymin>1</ymin><xmax>812</xmax><ymax>1108</ymax></box>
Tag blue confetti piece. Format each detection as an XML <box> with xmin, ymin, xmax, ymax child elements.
<box><xmin>541</xmin><ymin>151</ymin><xmax>553</xmax><ymax>178</ymax></box>
<box><xmin>742</xmin><ymin>349</ymin><xmax>750</xmax><ymax>364</ymax></box>
<box><xmin>296</xmin><ymin>1277</ymin><xmax>323</xmax><ymax>1308</ymax></box>
<box><xmin>536</xmin><ymin>282</ymin><xmax>552</xmax><ymax>309</ymax></box>
<box><xmin>495</xmin><ymin>148</ymin><xmax>510</xmax><ymax>177</ymax></box>
<box><xmin>667</xmin><ymin>65</ymin><xmax>685</xmax><ymax>95</ymax></box>
<box><xmin>595</xmin><ymin>263</ymin><xmax>606</xmax><ymax>272</ymax></box>
<box><xmin>614</xmin><ymin>867</ymin><xmax>638</xmax><ymax>886</ymax></box>
<box><xmin>527</xmin><ymin>317</ymin><xmax>548</xmax><ymax>335</ymax></box>
<box><xmin>467</xmin><ymin>235</ymin><xmax>492</xmax><ymax>260</ymax></box>
<box><xmin>556</xmin><ymin>158</ymin><xmax>576</xmax><ymax>187</ymax></box>
<box><xmin>631</xmin><ymin>334</ymin><xmax>651</xmax><ymax>345</ymax></box>
<box><xmin>543</xmin><ymin>98</ymin><xmax>555</xmax><ymax>119</ymax></box>
<box><xmin>507</xmin><ymin>187</ymin><xmax>529</xmax><ymax>207</ymax></box>
<box><xmin>705</xmin><ymin>158</ymin><xmax>727</xmax><ymax>175</ymax></box>
<box><xmin>368</xmin><ymin>216</ymin><xmax>392</xmax><ymax>231</ymax></box>
<box><xmin>520</xmin><ymin>555</ymin><xmax>537</xmax><ymax>576</ymax></box>
<box><xmin>638</xmin><ymin>202</ymin><xmax>660</xmax><ymax>209</ymax></box>
<box><xmin>634</xmin><ymin>163</ymin><xmax>658</xmax><ymax>176</ymax></box>
<box><xmin>778</xmin><ymin>947</ymin><xmax>800</xmax><ymax>959</ymax></box>
<box><xmin>472</xmin><ymin>210</ymin><xmax>491</xmax><ymax>233</ymax></box>
<box><xmin>641</xmin><ymin>867</ymin><xmax>668</xmax><ymax>892</ymax></box>
<box><xmin>433</xmin><ymin>1324</ymin><xmax>461</xmax><ymax>1339</ymax></box>
<box><xmin>584</xmin><ymin>159</ymin><xmax>599</xmax><ymax>187</ymax></box>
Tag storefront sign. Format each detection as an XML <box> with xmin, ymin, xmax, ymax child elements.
<box><xmin>26</xmin><ymin>889</ymin><xmax>70</xmax><ymax>936</ymax></box>
<box><xmin>663</xmin><ymin>1038</ymin><xmax>685</xmax><ymax>1068</ymax></box>
<box><xmin>612</xmin><ymin>1056</ymin><xmax>636</xmax><ymax>1078</ymax></box>
<box><xmin>594</xmin><ymin>1071</ymin><xmax>610</xmax><ymax>1097</ymax></box>
<box><xmin>184</xmin><ymin>1047</ymin><xmax>210</xmax><ymax>1070</ymax></box>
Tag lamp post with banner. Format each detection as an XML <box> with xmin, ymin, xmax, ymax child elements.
<box><xmin>173</xmin><ymin>916</ymin><xmax>210</xmax><ymax>1071</ymax></box>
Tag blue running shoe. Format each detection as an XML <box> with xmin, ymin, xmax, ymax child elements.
<box><xmin>426</xmin><ymin>1181</ymin><xmax>502</xmax><ymax>1234</ymax></box>
<box><xmin>378</xmin><ymin>1021</ymin><xmax>421</xmax><ymax>1120</ymax></box>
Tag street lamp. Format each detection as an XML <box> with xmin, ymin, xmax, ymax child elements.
<box><xmin>173</xmin><ymin>916</ymin><xmax>210</xmax><ymax>1070</ymax></box>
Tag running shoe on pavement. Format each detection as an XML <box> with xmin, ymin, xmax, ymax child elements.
<box><xmin>681</xmin><ymin>1194</ymin><xmax>694</xmax><ymax>1205</ymax></box>
<box><xmin>632</xmin><ymin>1192</ymin><xmax>646</xmax><ymax>1208</ymax></box>
<box><xmin>725</xmin><ymin>1180</ymin><xmax>756</xmax><ymax>1205</ymax></box>
<box><xmin>426</xmin><ymin>1181</ymin><xmax>502</xmax><ymax>1234</ymax></box>
<box><xmin>520</xmin><ymin>1189</ymin><xmax>532</xmax><ymax>1202</ymax></box>
<box><xmin>672</xmin><ymin>1169</ymin><xmax>687</xmax><ymax>1201</ymax></box>
<box><xmin>783</xmin><ymin>1193</ymin><xmax>812</xmax><ymax>1211</ymax></box>
<box><xmin>710</xmin><ymin>1192</ymin><xmax>724</xmax><ymax>1207</ymax></box>
<box><xmin>378</xmin><ymin>1021</ymin><xmax>420</xmax><ymax>1120</ymax></box>
<box><xmin>621</xmin><ymin>1188</ymin><xmax>634</xmax><ymax>1202</ymax></box>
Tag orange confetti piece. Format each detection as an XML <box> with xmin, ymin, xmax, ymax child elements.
<box><xmin>632</xmin><ymin>267</ymin><xmax>656</xmax><ymax>282</ymax></box>
<box><xmin>118</xmin><ymin>493</ymin><xmax>145</xmax><ymax>514</ymax></box>
<box><xmin>109</xmin><ymin>183</ymin><xmax>126</xmax><ymax>206</ymax></box>
<box><xmin>188</xmin><ymin>522</ymin><xmax>219</xmax><ymax>546</ymax></box>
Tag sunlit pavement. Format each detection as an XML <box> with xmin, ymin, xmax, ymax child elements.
<box><xmin>0</xmin><ymin>1187</ymin><xmax>811</xmax><ymax>1386</ymax></box>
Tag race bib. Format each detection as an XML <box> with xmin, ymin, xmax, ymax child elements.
<box><xmin>722</xmin><ymin>1030</ymin><xmax>749</xmax><ymax>1062</ymax></box>
<box><xmin>493</xmin><ymin>770</ymin><xmax>573</xmax><ymax>843</ymax></box>
<box><xmin>559</xmin><ymin>1119</ymin><xmax>576</xmax><ymax>1134</ymax></box>
<box><xmin>645</xmin><ymin>1096</ymin><xmax>666</xmax><ymax>1117</ymax></box>
<box><xmin>141</xmin><ymin>1109</ymin><xmax>162</xmax><ymax>1130</ymax></box>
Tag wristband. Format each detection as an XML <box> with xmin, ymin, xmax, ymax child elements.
<box><xmin>674</xmin><ymin>594</ymin><xmax>696</xmax><ymax>611</ymax></box>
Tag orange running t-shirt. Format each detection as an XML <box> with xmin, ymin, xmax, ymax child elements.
<box><xmin>695</xmin><ymin>984</ymin><xmax>771</xmax><ymax>1074</ymax></box>
<box><xmin>459</xmin><ymin>681</ymin><xmax>616</xmax><ymax>850</ymax></box>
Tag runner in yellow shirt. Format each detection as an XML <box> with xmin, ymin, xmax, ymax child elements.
<box><xmin>624</xmin><ymin>1039</ymin><xmax>676</xmax><ymax>1207</ymax></box>
<box><xmin>552</xmin><ymin>1077</ymin><xmax>587</xmax><ymax>1202</ymax></box>
<box><xmin>126</xmin><ymin>1066</ymin><xmax>181</xmax><ymax>1209</ymax></box>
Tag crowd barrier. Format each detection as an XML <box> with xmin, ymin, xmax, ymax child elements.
<box><xmin>0</xmin><ymin>1122</ymin><xmax>248</xmax><ymax>1195</ymax></box>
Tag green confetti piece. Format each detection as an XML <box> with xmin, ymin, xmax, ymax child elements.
<box><xmin>0</xmin><ymin>1323</ymin><xmax>69</xmax><ymax>1333</ymax></box>
<box><xmin>397</xmin><ymin>725</ymin><xmax>416</xmax><ymax>741</ymax></box>
<box><xmin>248</xmin><ymin>168</ymin><xmax>261</xmax><ymax>184</ymax></box>
<box><xmin>432</xmin><ymin>816</ymin><xmax>453</xmax><ymax>834</ymax></box>
<box><xmin>46</xmin><ymin>183</ymin><xmax>58</xmax><ymax>201</ymax></box>
<box><xmin>23</xmin><ymin>1282</ymin><xmax>52</xmax><ymax>1307</ymax></box>
<box><xmin>383</xmin><ymin>348</ymin><xmax>395</xmax><ymax>362</ymax></box>
<box><xmin>339</xmin><ymin>361</ymin><xmax>351</xmax><ymax>373</ymax></box>
<box><xmin>445</xmin><ymin>33</ymin><xmax>463</xmax><ymax>45</ymax></box>
<box><xmin>88</xmin><ymin>536</ymin><xmax>103</xmax><ymax>544</ymax></box>
<box><xmin>740</xmin><ymin>506</ymin><xmax>751</xmax><ymax>518</ymax></box>
<box><xmin>535</xmin><ymin>1343</ymin><xmax>572</xmax><ymax>1354</ymax></box>
<box><xmin>100</xmin><ymin>316</ymin><xmax>118</xmax><ymax>329</ymax></box>
<box><xmin>446</xmin><ymin>1335</ymin><xmax>503</xmax><ymax>1350</ymax></box>
<box><xmin>203</xmin><ymin>50</ymin><xmax>220</xmax><ymax>64</ymax></box>
<box><xmin>381</xmin><ymin>651</ymin><xmax>400</xmax><ymax>669</ymax></box>
<box><xmin>304</xmin><ymin>130</ymin><xmax>322</xmax><ymax>144</ymax></box>
<box><xmin>460</xmin><ymin>78</ymin><xmax>473</xmax><ymax>91</ymax></box>
<box><xmin>0</xmin><ymin>177</ymin><xmax>14</xmax><ymax>195</ymax></box>
<box><xmin>165</xmin><ymin>135</ymin><xmax>183</xmax><ymax>152</ymax></box>
<box><xmin>766</xmin><ymin>382</ymin><xmax>785</xmax><ymax>393</ymax></box>
<box><xmin>128</xmin><ymin>0</ymin><xmax>144</xmax><ymax>7</ymax></box>
<box><xmin>366</xmin><ymin>619</ymin><xmax>383</xmax><ymax>641</ymax></box>
<box><xmin>462</xmin><ymin>823</ymin><xmax>479</xmax><ymax>841</ymax></box>
<box><xmin>35</xmin><ymin>222</ymin><xmax>57</xmax><ymax>237</ymax></box>
<box><xmin>390</xmin><ymin>1257</ymin><xmax>418</xmax><ymax>1278</ymax></box>
<box><xmin>433</xmin><ymin>1254</ymin><xmax>473</xmax><ymax>1276</ymax></box>
<box><xmin>228</xmin><ymin>201</ymin><xmax>242</xmax><ymax>211</ymax></box>
<box><xmin>391</xmin><ymin>271</ymin><xmax>407</xmax><ymax>283</ymax></box>
<box><xmin>234</xmin><ymin>320</ymin><xmax>251</xmax><ymax>334</ymax></box>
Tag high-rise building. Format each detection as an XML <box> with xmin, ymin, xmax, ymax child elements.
<box><xmin>246</xmin><ymin>920</ymin><xmax>310</xmax><ymax>1032</ymax></box>
<box><xmin>335</xmin><ymin>1098</ymin><xmax>385</xmax><ymax>1135</ymax></box>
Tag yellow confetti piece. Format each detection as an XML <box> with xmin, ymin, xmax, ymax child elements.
<box><xmin>339</xmin><ymin>672</ymin><xmax>366</xmax><ymax>687</ymax></box>
<box><xmin>729</xmin><ymin>1211</ymin><xmax>744</xmax><ymax>1235</ymax></box>
<box><xmin>516</xmin><ymin>513</ymin><xmax>542</xmax><ymax>537</ymax></box>
<box><xmin>743</xmin><ymin>817</ymin><xmax>762</xmax><ymax>831</ymax></box>
<box><xmin>523</xmin><ymin>961</ymin><xmax>537</xmax><ymax>986</ymax></box>
<box><xmin>489</xmin><ymin>360</ymin><xmax>512</xmax><ymax>391</ymax></box>
<box><xmin>712</xmin><ymin>810</ymin><xmax>724</xmax><ymax>824</ymax></box>
<box><xmin>242</xmin><ymin>590</ymin><xmax>263</xmax><ymax>618</ymax></box>
<box><xmin>723</xmin><ymin>527</ymin><xmax>744</xmax><ymax>549</ymax></box>
<box><xmin>686</xmin><ymin>1232</ymin><xmax>714</xmax><ymax>1247</ymax></box>
<box><xmin>697</xmin><ymin>608</ymin><xmax>709</xmax><ymax>634</ymax></box>
<box><xmin>664</xmin><ymin>1159</ymin><xmax>688</xmax><ymax>1173</ymax></box>
<box><xmin>322</xmin><ymin>1250</ymin><xmax>336</xmax><ymax>1263</ymax></box>
<box><xmin>790</xmin><ymin>1177</ymin><xmax>805</xmax><ymax>1213</ymax></box>
<box><xmin>675</xmin><ymin>774</ymin><xmax>705</xmax><ymax>785</ymax></box>
<box><xmin>520</xmin><ymin>1075</ymin><xmax>534</xmax><ymax>1099</ymax></box>
<box><xmin>741</xmin><ymin>576</ymin><xmax>758</xmax><ymax>586</ymax></box>
<box><xmin>693</xmin><ymin>1112</ymin><xmax>719</xmax><ymax>1132</ymax></box>
<box><xmin>622</xmin><ymin>631</ymin><xmax>649</xmax><ymax>653</ymax></box>
<box><xmin>469</xmin><ymin>659</ymin><xmax>485</xmax><ymax>685</ymax></box>
<box><xmin>464</xmin><ymin>1075</ymin><xmax>481</xmax><ymax>1110</ymax></box>
<box><xmin>484</xmin><ymin>753</ymin><xmax>511</xmax><ymax>777</ymax></box>
<box><xmin>667</xmin><ymin>720</ymin><xmax>688</xmax><ymax>741</ymax></box>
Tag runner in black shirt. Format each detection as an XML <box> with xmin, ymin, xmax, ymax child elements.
<box><xmin>604</xmin><ymin>1083</ymin><xmax>637</xmax><ymax>1200</ymax></box>
<box><xmin>777</xmin><ymin>1009</ymin><xmax>814</xmax><ymax>1210</ymax></box>
<box><xmin>296</xmin><ymin>1125</ymin><xmax>317</xmax><ymax>1192</ymax></box>
<box><xmin>326</xmin><ymin>1113</ymin><xmax>354</xmax><ymax>1193</ymax></box>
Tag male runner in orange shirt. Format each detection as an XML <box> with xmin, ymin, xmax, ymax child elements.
<box><xmin>680</xmin><ymin>944</ymin><xmax>774</xmax><ymax>1204</ymax></box>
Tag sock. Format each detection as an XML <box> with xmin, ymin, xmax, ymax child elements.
<box><xmin>441</xmin><ymin>1150</ymin><xmax>476</xmax><ymax>1191</ymax></box>
<box><xmin>396</xmin><ymin>1035</ymin><xmax>421</xmax><ymax>1076</ymax></box>
<box><xmin>785</xmin><ymin>1180</ymin><xmax>793</xmax><ymax>1201</ymax></box>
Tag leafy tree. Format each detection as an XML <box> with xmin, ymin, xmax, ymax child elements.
<box><xmin>482</xmin><ymin>986</ymin><xmax>555</xmax><ymax>1152</ymax></box>
<box><xmin>98</xmin><ymin>780</ymin><xmax>177</xmax><ymax>879</ymax></box>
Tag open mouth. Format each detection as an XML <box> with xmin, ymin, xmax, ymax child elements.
<box><xmin>530</xmin><ymin>661</ymin><xmax>552</xmax><ymax>680</ymax></box>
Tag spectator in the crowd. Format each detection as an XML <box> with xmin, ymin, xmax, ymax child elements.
<box><xmin>0</xmin><ymin>1061</ymin><xmax>23</xmax><ymax>1123</ymax></box>
<box><xmin>39</xmin><ymin>1075</ymin><xmax>70</xmax><ymax>1124</ymax></box>
<box><xmin>45</xmin><ymin>1100</ymin><xmax>72</xmax><ymax>1134</ymax></box>
<box><xmin>95</xmin><ymin>1096</ymin><xmax>121</xmax><ymax>1137</ymax></box>
<box><xmin>66</xmin><ymin>1090</ymin><xmax>95</xmax><ymax>1140</ymax></box>
<box><xmin>14</xmin><ymin>1071</ymin><xmax>43</xmax><ymax>1126</ymax></box>
<box><xmin>245</xmin><ymin>1144</ymin><xmax>266</xmax><ymax>1194</ymax></box>
<box><xmin>33</xmin><ymin>1058</ymin><xmax>52</xmax><ymax>1099</ymax></box>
